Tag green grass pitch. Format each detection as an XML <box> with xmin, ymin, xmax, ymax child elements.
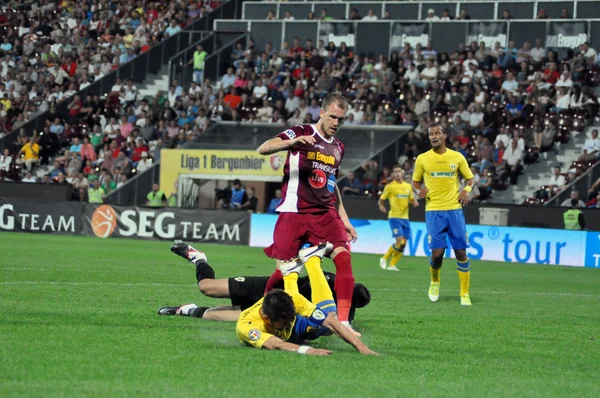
<box><xmin>0</xmin><ymin>232</ymin><xmax>598</xmax><ymax>397</ymax></box>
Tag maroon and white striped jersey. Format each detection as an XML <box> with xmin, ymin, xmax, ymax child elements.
<box><xmin>275</xmin><ymin>124</ymin><xmax>345</xmax><ymax>213</ymax></box>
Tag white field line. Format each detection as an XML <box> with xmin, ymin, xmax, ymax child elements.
<box><xmin>0</xmin><ymin>281</ymin><xmax>598</xmax><ymax>298</ymax></box>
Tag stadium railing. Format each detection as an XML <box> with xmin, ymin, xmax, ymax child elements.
<box><xmin>0</xmin><ymin>0</ymin><xmax>245</xmax><ymax>152</ymax></box>
<box><xmin>104</xmin><ymin>163</ymin><xmax>161</xmax><ymax>207</ymax></box>
<box><xmin>544</xmin><ymin>162</ymin><xmax>600</xmax><ymax>207</ymax></box>
<box><xmin>243</xmin><ymin>0</ymin><xmax>600</xmax><ymax>21</ymax></box>
<box><xmin>168</xmin><ymin>32</ymin><xmax>250</xmax><ymax>88</ymax></box>
<box><xmin>214</xmin><ymin>18</ymin><xmax>599</xmax><ymax>59</ymax></box>
<box><xmin>184</xmin><ymin>122</ymin><xmax>410</xmax><ymax>176</ymax></box>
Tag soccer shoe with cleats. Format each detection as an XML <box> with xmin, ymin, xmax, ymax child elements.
<box><xmin>157</xmin><ymin>303</ymin><xmax>197</xmax><ymax>316</ymax></box>
<box><xmin>428</xmin><ymin>281</ymin><xmax>440</xmax><ymax>302</ymax></box>
<box><xmin>298</xmin><ymin>242</ymin><xmax>334</xmax><ymax>263</ymax></box>
<box><xmin>157</xmin><ymin>306</ymin><xmax>179</xmax><ymax>316</ymax></box>
<box><xmin>341</xmin><ymin>321</ymin><xmax>361</xmax><ymax>337</ymax></box>
<box><xmin>279</xmin><ymin>259</ymin><xmax>304</xmax><ymax>277</ymax></box>
<box><xmin>171</xmin><ymin>242</ymin><xmax>207</xmax><ymax>264</ymax></box>
<box><xmin>461</xmin><ymin>294</ymin><xmax>472</xmax><ymax>306</ymax></box>
<box><xmin>379</xmin><ymin>257</ymin><xmax>388</xmax><ymax>270</ymax></box>
<box><xmin>386</xmin><ymin>266</ymin><xmax>400</xmax><ymax>271</ymax></box>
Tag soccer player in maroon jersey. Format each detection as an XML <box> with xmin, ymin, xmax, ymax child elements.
<box><xmin>257</xmin><ymin>93</ymin><xmax>359</xmax><ymax>332</ymax></box>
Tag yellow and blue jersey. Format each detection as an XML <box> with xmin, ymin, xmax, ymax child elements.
<box><xmin>380</xmin><ymin>180</ymin><xmax>413</xmax><ymax>219</ymax></box>
<box><xmin>235</xmin><ymin>291</ymin><xmax>330</xmax><ymax>348</ymax></box>
<box><xmin>412</xmin><ymin>148</ymin><xmax>474</xmax><ymax>211</ymax></box>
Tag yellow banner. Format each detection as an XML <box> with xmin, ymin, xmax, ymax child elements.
<box><xmin>159</xmin><ymin>149</ymin><xmax>285</xmax><ymax>197</ymax></box>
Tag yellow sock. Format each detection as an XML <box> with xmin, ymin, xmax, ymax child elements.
<box><xmin>283</xmin><ymin>272</ymin><xmax>299</xmax><ymax>294</ymax></box>
<box><xmin>305</xmin><ymin>256</ymin><xmax>335</xmax><ymax>304</ymax></box>
<box><xmin>430</xmin><ymin>266</ymin><xmax>441</xmax><ymax>283</ymax></box>
<box><xmin>389</xmin><ymin>252</ymin><xmax>402</xmax><ymax>267</ymax></box>
<box><xmin>458</xmin><ymin>271</ymin><xmax>470</xmax><ymax>296</ymax></box>
<box><xmin>382</xmin><ymin>245</ymin><xmax>395</xmax><ymax>260</ymax></box>
<box><xmin>457</xmin><ymin>259</ymin><xmax>471</xmax><ymax>296</ymax></box>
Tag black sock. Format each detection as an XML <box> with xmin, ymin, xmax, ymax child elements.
<box><xmin>190</xmin><ymin>307</ymin><xmax>209</xmax><ymax>318</ymax></box>
<box><xmin>195</xmin><ymin>260</ymin><xmax>215</xmax><ymax>283</ymax></box>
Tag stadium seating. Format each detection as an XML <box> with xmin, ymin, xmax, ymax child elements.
<box><xmin>0</xmin><ymin>0</ymin><xmax>227</xmax><ymax>194</ymax></box>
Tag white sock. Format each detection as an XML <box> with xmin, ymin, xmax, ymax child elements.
<box><xmin>177</xmin><ymin>303</ymin><xmax>198</xmax><ymax>316</ymax></box>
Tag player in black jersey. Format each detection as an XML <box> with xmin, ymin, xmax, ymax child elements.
<box><xmin>158</xmin><ymin>242</ymin><xmax>371</xmax><ymax>322</ymax></box>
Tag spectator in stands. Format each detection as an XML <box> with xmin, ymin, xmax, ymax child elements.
<box><xmin>0</xmin><ymin>148</ymin><xmax>12</xmax><ymax>179</ymax></box>
<box><xmin>425</xmin><ymin>9</ymin><xmax>439</xmax><ymax>22</ymax></box>
<box><xmin>561</xmin><ymin>190</ymin><xmax>586</xmax><ymax>208</ymax></box>
<box><xmin>240</xmin><ymin>187</ymin><xmax>258</xmax><ymax>213</ymax></box>
<box><xmin>548</xmin><ymin>166</ymin><xmax>567</xmax><ymax>194</ymax></box>
<box><xmin>146</xmin><ymin>183</ymin><xmax>167</xmax><ymax>207</ymax></box>
<box><xmin>16</xmin><ymin>137</ymin><xmax>39</xmax><ymax>172</ymax></box>
<box><xmin>579</xmin><ymin>129</ymin><xmax>600</xmax><ymax>162</ymax></box>
<box><xmin>227</xmin><ymin>179</ymin><xmax>247</xmax><ymax>209</ymax></box>
<box><xmin>88</xmin><ymin>179</ymin><xmax>105</xmax><ymax>204</ymax></box>
<box><xmin>340</xmin><ymin>171</ymin><xmax>362</xmax><ymax>196</ymax></box>
<box><xmin>283</xmin><ymin>11</ymin><xmax>295</xmax><ymax>21</ymax></box>
<box><xmin>501</xmin><ymin>139</ymin><xmax>524</xmax><ymax>185</ymax></box>
<box><xmin>362</xmin><ymin>9</ymin><xmax>378</xmax><ymax>21</ymax></box>
<box><xmin>137</xmin><ymin>152</ymin><xmax>153</xmax><ymax>174</ymax></box>
<box><xmin>266</xmin><ymin>189</ymin><xmax>283</xmax><ymax>214</ymax></box>
<box><xmin>113</xmin><ymin>152</ymin><xmax>132</xmax><ymax>176</ymax></box>
<box><xmin>102</xmin><ymin>174</ymin><xmax>117</xmax><ymax>195</ymax></box>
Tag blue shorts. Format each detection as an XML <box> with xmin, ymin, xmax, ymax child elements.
<box><xmin>389</xmin><ymin>218</ymin><xmax>411</xmax><ymax>241</ymax></box>
<box><xmin>425</xmin><ymin>210</ymin><xmax>469</xmax><ymax>250</ymax></box>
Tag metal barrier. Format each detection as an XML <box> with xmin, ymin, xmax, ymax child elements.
<box><xmin>168</xmin><ymin>32</ymin><xmax>249</xmax><ymax>88</ymax></box>
<box><xmin>0</xmin><ymin>0</ymin><xmax>244</xmax><ymax>152</ymax></box>
<box><xmin>104</xmin><ymin>163</ymin><xmax>161</xmax><ymax>207</ymax></box>
<box><xmin>214</xmin><ymin>18</ymin><xmax>599</xmax><ymax>61</ymax></box>
<box><xmin>243</xmin><ymin>0</ymin><xmax>600</xmax><ymax>21</ymax></box>
<box><xmin>544</xmin><ymin>162</ymin><xmax>600</xmax><ymax>207</ymax></box>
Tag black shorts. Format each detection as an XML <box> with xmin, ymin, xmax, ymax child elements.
<box><xmin>227</xmin><ymin>276</ymin><xmax>269</xmax><ymax>310</ymax></box>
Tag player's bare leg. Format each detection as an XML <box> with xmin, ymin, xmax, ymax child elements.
<box><xmin>198</xmin><ymin>279</ymin><xmax>231</xmax><ymax>298</ymax></box>
<box><xmin>455</xmin><ymin>249</ymin><xmax>471</xmax><ymax>306</ymax></box>
<box><xmin>202</xmin><ymin>306</ymin><xmax>242</xmax><ymax>321</ymax></box>
<box><xmin>428</xmin><ymin>248</ymin><xmax>444</xmax><ymax>302</ymax></box>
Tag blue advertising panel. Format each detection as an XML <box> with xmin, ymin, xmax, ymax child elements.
<box><xmin>250</xmin><ymin>214</ymin><xmax>595</xmax><ymax>267</ymax></box>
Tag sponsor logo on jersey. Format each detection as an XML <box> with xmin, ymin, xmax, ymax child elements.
<box><xmin>430</xmin><ymin>171</ymin><xmax>456</xmax><ymax>178</ymax></box>
<box><xmin>284</xmin><ymin>129</ymin><xmax>296</xmax><ymax>140</ymax></box>
<box><xmin>248</xmin><ymin>329</ymin><xmax>261</xmax><ymax>341</ymax></box>
<box><xmin>395</xmin><ymin>193</ymin><xmax>409</xmax><ymax>198</ymax></box>
<box><xmin>309</xmin><ymin>169</ymin><xmax>327</xmax><ymax>189</ymax></box>
<box><xmin>312</xmin><ymin>309</ymin><xmax>326</xmax><ymax>321</ymax></box>
<box><xmin>270</xmin><ymin>155</ymin><xmax>283</xmax><ymax>170</ymax></box>
<box><xmin>307</xmin><ymin>151</ymin><xmax>335</xmax><ymax>165</ymax></box>
<box><xmin>327</xmin><ymin>174</ymin><xmax>336</xmax><ymax>193</ymax></box>
<box><xmin>334</xmin><ymin>149</ymin><xmax>341</xmax><ymax>162</ymax></box>
<box><xmin>450</xmin><ymin>164</ymin><xmax>457</xmax><ymax>170</ymax></box>
<box><xmin>311</xmin><ymin>162</ymin><xmax>338</xmax><ymax>174</ymax></box>
<box><xmin>314</xmin><ymin>144</ymin><xmax>325</xmax><ymax>150</ymax></box>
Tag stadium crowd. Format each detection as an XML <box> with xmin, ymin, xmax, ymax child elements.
<box><xmin>0</xmin><ymin>0</ymin><xmax>225</xmax><ymax>199</ymax></box>
<box><xmin>2</xmin><ymin>1</ymin><xmax>600</xmax><ymax>206</ymax></box>
<box><xmin>204</xmin><ymin>34</ymin><xmax>600</xmax><ymax>204</ymax></box>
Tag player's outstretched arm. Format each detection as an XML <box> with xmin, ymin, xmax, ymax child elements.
<box><xmin>323</xmin><ymin>314</ymin><xmax>378</xmax><ymax>355</ymax></box>
<box><xmin>257</xmin><ymin>136</ymin><xmax>316</xmax><ymax>155</ymax></box>
<box><xmin>262</xmin><ymin>336</ymin><xmax>332</xmax><ymax>356</ymax></box>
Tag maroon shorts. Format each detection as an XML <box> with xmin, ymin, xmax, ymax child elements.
<box><xmin>264</xmin><ymin>210</ymin><xmax>349</xmax><ymax>261</ymax></box>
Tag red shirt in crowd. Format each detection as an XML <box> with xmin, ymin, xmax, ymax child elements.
<box><xmin>132</xmin><ymin>145</ymin><xmax>149</xmax><ymax>162</ymax></box>
<box><xmin>544</xmin><ymin>69</ymin><xmax>560</xmax><ymax>84</ymax></box>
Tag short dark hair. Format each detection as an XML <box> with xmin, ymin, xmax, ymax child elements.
<box><xmin>352</xmin><ymin>283</ymin><xmax>371</xmax><ymax>308</ymax></box>
<box><xmin>232</xmin><ymin>179</ymin><xmax>241</xmax><ymax>186</ymax></box>
<box><xmin>428</xmin><ymin>122</ymin><xmax>447</xmax><ymax>135</ymax></box>
<box><xmin>321</xmin><ymin>92</ymin><xmax>349</xmax><ymax>112</ymax></box>
<box><xmin>262</xmin><ymin>289</ymin><xmax>296</xmax><ymax>324</ymax></box>
<box><xmin>392</xmin><ymin>164</ymin><xmax>402</xmax><ymax>171</ymax></box>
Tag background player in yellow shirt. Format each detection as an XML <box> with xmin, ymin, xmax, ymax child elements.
<box><xmin>236</xmin><ymin>243</ymin><xmax>377</xmax><ymax>356</ymax></box>
<box><xmin>378</xmin><ymin>165</ymin><xmax>419</xmax><ymax>271</ymax></box>
<box><xmin>411</xmin><ymin>124</ymin><xmax>475</xmax><ymax>306</ymax></box>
